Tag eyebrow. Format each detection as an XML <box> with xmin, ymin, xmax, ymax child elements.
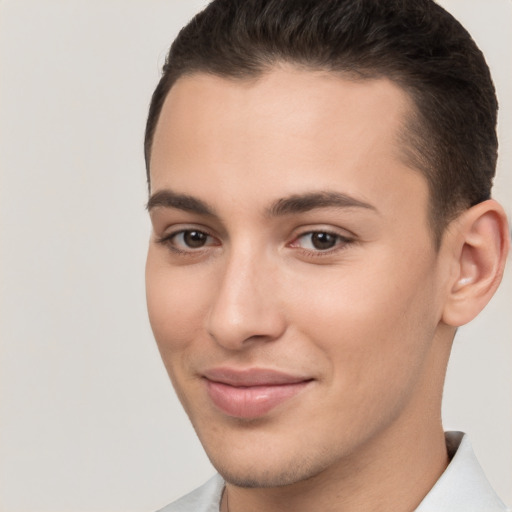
<box><xmin>146</xmin><ymin>190</ymin><xmax>216</xmax><ymax>216</ymax></box>
<box><xmin>146</xmin><ymin>189</ymin><xmax>377</xmax><ymax>217</ymax></box>
<box><xmin>267</xmin><ymin>191</ymin><xmax>377</xmax><ymax>217</ymax></box>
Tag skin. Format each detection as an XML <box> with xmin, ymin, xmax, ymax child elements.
<box><xmin>145</xmin><ymin>67</ymin><xmax>508</xmax><ymax>512</ymax></box>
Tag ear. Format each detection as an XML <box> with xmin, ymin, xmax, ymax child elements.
<box><xmin>441</xmin><ymin>199</ymin><xmax>510</xmax><ymax>327</ymax></box>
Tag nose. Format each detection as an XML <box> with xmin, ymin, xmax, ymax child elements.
<box><xmin>206</xmin><ymin>246</ymin><xmax>286</xmax><ymax>350</ymax></box>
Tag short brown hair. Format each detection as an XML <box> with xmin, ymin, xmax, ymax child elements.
<box><xmin>144</xmin><ymin>0</ymin><xmax>498</xmax><ymax>244</ymax></box>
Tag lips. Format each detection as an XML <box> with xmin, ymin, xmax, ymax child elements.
<box><xmin>202</xmin><ymin>368</ymin><xmax>312</xmax><ymax>419</ymax></box>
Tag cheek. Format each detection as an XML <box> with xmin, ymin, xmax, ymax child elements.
<box><xmin>290</xmin><ymin>255</ymin><xmax>438</xmax><ymax>386</ymax></box>
<box><xmin>291</xmin><ymin>266</ymin><xmax>439</xmax><ymax>445</ymax></box>
<box><xmin>145</xmin><ymin>252</ymin><xmax>212</xmax><ymax>354</ymax></box>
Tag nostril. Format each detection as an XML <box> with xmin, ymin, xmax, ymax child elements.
<box><xmin>206</xmin><ymin>304</ymin><xmax>286</xmax><ymax>350</ymax></box>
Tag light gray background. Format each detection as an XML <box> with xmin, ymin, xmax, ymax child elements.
<box><xmin>0</xmin><ymin>1</ymin><xmax>510</xmax><ymax>511</ymax></box>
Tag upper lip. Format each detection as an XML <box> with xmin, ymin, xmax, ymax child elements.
<box><xmin>202</xmin><ymin>367</ymin><xmax>312</xmax><ymax>387</ymax></box>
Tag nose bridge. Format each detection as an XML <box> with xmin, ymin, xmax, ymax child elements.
<box><xmin>206</xmin><ymin>240</ymin><xmax>284</xmax><ymax>349</ymax></box>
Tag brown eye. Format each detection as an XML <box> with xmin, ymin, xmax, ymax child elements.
<box><xmin>163</xmin><ymin>229</ymin><xmax>217</xmax><ymax>251</ymax></box>
<box><xmin>291</xmin><ymin>230</ymin><xmax>351</xmax><ymax>253</ymax></box>
<box><xmin>182</xmin><ymin>230</ymin><xmax>208</xmax><ymax>248</ymax></box>
<box><xmin>310</xmin><ymin>232</ymin><xmax>338</xmax><ymax>250</ymax></box>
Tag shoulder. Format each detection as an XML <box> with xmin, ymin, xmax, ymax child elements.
<box><xmin>156</xmin><ymin>474</ymin><xmax>225</xmax><ymax>512</ymax></box>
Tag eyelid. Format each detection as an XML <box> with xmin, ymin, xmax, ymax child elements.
<box><xmin>292</xmin><ymin>231</ymin><xmax>350</xmax><ymax>244</ymax></box>
<box><xmin>287</xmin><ymin>227</ymin><xmax>355</xmax><ymax>255</ymax></box>
<box><xmin>155</xmin><ymin>225</ymin><xmax>220</xmax><ymax>253</ymax></box>
<box><xmin>289</xmin><ymin>224</ymin><xmax>355</xmax><ymax>241</ymax></box>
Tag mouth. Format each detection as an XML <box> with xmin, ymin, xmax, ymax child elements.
<box><xmin>202</xmin><ymin>368</ymin><xmax>313</xmax><ymax>419</ymax></box>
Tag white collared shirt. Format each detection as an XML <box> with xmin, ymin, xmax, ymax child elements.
<box><xmin>416</xmin><ymin>432</ymin><xmax>509</xmax><ymax>511</ymax></box>
<box><xmin>158</xmin><ymin>432</ymin><xmax>509</xmax><ymax>512</ymax></box>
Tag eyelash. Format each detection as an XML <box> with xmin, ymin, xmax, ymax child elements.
<box><xmin>156</xmin><ymin>228</ymin><xmax>354</xmax><ymax>257</ymax></box>
<box><xmin>156</xmin><ymin>228</ymin><xmax>218</xmax><ymax>255</ymax></box>
<box><xmin>288</xmin><ymin>230</ymin><xmax>354</xmax><ymax>258</ymax></box>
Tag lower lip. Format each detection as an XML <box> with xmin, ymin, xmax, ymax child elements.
<box><xmin>205</xmin><ymin>380</ymin><xmax>310</xmax><ymax>419</ymax></box>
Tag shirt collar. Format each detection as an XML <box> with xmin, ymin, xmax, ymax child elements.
<box><xmin>415</xmin><ymin>431</ymin><xmax>508</xmax><ymax>511</ymax></box>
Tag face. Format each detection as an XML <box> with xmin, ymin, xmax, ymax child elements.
<box><xmin>146</xmin><ymin>67</ymin><xmax>451</xmax><ymax>488</ymax></box>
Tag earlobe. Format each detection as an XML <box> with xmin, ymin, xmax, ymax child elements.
<box><xmin>442</xmin><ymin>199</ymin><xmax>510</xmax><ymax>327</ymax></box>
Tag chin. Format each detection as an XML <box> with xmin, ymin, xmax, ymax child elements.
<box><xmin>215</xmin><ymin>464</ymin><xmax>316</xmax><ymax>489</ymax></box>
<box><xmin>206</xmin><ymin>445</ymin><xmax>334</xmax><ymax>489</ymax></box>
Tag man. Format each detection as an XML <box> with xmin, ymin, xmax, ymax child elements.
<box><xmin>144</xmin><ymin>0</ymin><xmax>510</xmax><ymax>510</ymax></box>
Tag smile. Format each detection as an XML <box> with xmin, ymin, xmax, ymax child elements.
<box><xmin>202</xmin><ymin>368</ymin><xmax>313</xmax><ymax>419</ymax></box>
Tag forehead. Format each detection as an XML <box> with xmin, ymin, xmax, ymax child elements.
<box><xmin>150</xmin><ymin>67</ymin><xmax>427</xmax><ymax>222</ymax></box>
